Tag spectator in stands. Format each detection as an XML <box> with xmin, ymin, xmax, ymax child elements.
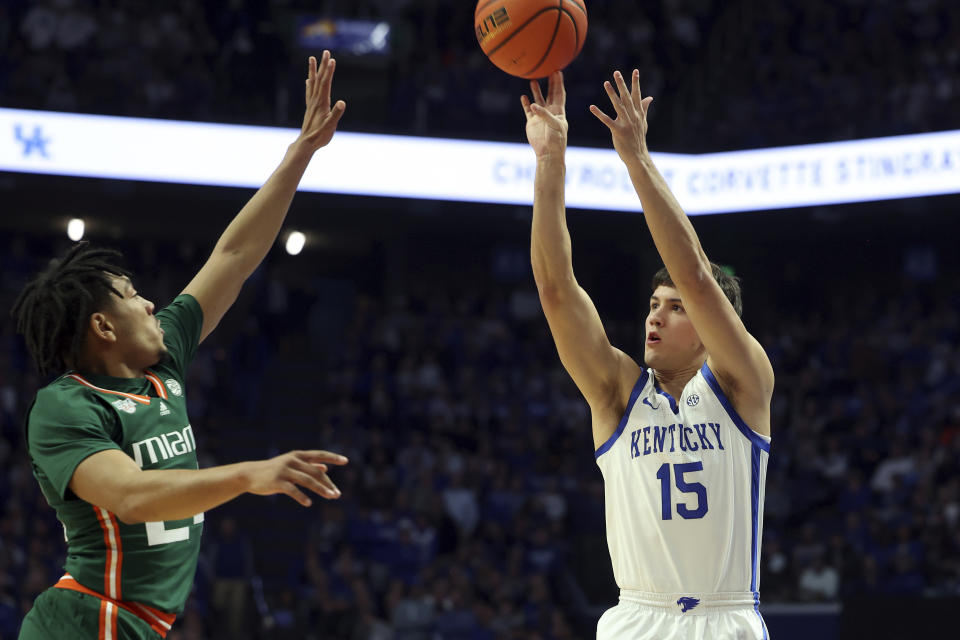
<box><xmin>798</xmin><ymin>553</ymin><xmax>840</xmax><ymax>602</ymax></box>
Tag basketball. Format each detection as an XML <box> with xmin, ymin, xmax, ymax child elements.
<box><xmin>475</xmin><ymin>0</ymin><xmax>588</xmax><ymax>79</ymax></box>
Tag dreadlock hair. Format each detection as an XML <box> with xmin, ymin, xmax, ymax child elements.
<box><xmin>651</xmin><ymin>263</ymin><xmax>743</xmax><ymax>317</ymax></box>
<box><xmin>11</xmin><ymin>242</ymin><xmax>132</xmax><ymax>378</ymax></box>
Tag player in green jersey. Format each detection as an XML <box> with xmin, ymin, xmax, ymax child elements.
<box><xmin>13</xmin><ymin>52</ymin><xmax>349</xmax><ymax>640</ymax></box>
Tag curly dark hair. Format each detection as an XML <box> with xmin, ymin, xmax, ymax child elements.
<box><xmin>651</xmin><ymin>263</ymin><xmax>743</xmax><ymax>317</ymax></box>
<box><xmin>11</xmin><ymin>242</ymin><xmax>131</xmax><ymax>377</ymax></box>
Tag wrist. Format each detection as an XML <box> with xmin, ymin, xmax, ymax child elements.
<box><xmin>536</xmin><ymin>150</ymin><xmax>566</xmax><ymax>164</ymax></box>
<box><xmin>285</xmin><ymin>138</ymin><xmax>316</xmax><ymax>165</ymax></box>
<box><xmin>232</xmin><ymin>461</ymin><xmax>256</xmax><ymax>494</ymax></box>
<box><xmin>624</xmin><ymin>150</ymin><xmax>654</xmax><ymax>174</ymax></box>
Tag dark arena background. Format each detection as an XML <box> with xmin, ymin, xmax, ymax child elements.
<box><xmin>2</xmin><ymin>1</ymin><xmax>959</xmax><ymax>639</ymax></box>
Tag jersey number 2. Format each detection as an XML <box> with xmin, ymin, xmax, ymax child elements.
<box><xmin>656</xmin><ymin>462</ymin><xmax>708</xmax><ymax>520</ymax></box>
<box><xmin>145</xmin><ymin>513</ymin><xmax>204</xmax><ymax>546</ymax></box>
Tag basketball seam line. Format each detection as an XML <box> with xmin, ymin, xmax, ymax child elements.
<box><xmin>564</xmin><ymin>0</ymin><xmax>587</xmax><ymax>16</ymax></box>
<box><xmin>522</xmin><ymin>0</ymin><xmax>564</xmax><ymax>77</ymax></box>
<box><xmin>562</xmin><ymin>7</ymin><xmax>583</xmax><ymax>58</ymax></box>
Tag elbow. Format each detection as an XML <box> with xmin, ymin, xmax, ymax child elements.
<box><xmin>211</xmin><ymin>236</ymin><xmax>236</xmax><ymax>256</ymax></box>
<box><xmin>672</xmin><ymin>263</ymin><xmax>714</xmax><ymax>293</ymax></box>
<box><xmin>115</xmin><ymin>509</ymin><xmax>145</xmax><ymax>526</ymax></box>
<box><xmin>114</xmin><ymin>496</ymin><xmax>148</xmax><ymax>525</ymax></box>
<box><xmin>209</xmin><ymin>243</ymin><xmax>256</xmax><ymax>279</ymax></box>
<box><xmin>531</xmin><ymin>259</ymin><xmax>576</xmax><ymax>303</ymax></box>
<box><xmin>536</xmin><ymin>277</ymin><xmax>576</xmax><ymax>307</ymax></box>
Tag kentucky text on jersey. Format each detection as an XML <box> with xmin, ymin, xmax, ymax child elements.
<box><xmin>630</xmin><ymin>422</ymin><xmax>725</xmax><ymax>457</ymax></box>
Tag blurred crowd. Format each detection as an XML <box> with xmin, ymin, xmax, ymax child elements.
<box><xmin>1</xmin><ymin>0</ymin><xmax>958</xmax><ymax>150</ymax></box>
<box><xmin>0</xmin><ymin>229</ymin><xmax>958</xmax><ymax>639</ymax></box>
<box><xmin>2</xmin><ymin>3</ymin><xmax>959</xmax><ymax>638</ymax></box>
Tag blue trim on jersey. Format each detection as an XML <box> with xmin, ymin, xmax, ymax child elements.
<box><xmin>750</xmin><ymin>443</ymin><xmax>767</xmax><ymax>637</ymax></box>
<box><xmin>750</xmin><ymin>443</ymin><xmax>761</xmax><ymax>592</ymax></box>
<box><xmin>595</xmin><ymin>370</ymin><xmax>649</xmax><ymax>459</ymax></box>
<box><xmin>754</xmin><ymin>592</ymin><xmax>768</xmax><ymax>640</ymax></box>
<box><xmin>651</xmin><ymin>377</ymin><xmax>680</xmax><ymax>413</ymax></box>
<box><xmin>700</xmin><ymin>362</ymin><xmax>770</xmax><ymax>453</ymax></box>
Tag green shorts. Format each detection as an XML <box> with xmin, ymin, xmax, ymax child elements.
<box><xmin>19</xmin><ymin>588</ymin><xmax>161</xmax><ymax>640</ymax></box>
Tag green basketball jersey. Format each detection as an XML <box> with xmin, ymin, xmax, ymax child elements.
<box><xmin>26</xmin><ymin>294</ymin><xmax>205</xmax><ymax>614</ymax></box>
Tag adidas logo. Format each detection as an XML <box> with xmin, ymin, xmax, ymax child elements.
<box><xmin>159</xmin><ymin>401</ymin><xmax>170</xmax><ymax>416</ymax></box>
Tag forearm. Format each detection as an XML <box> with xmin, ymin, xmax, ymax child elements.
<box><xmin>624</xmin><ymin>152</ymin><xmax>710</xmax><ymax>284</ymax></box>
<box><xmin>531</xmin><ymin>154</ymin><xmax>576</xmax><ymax>291</ymax></box>
<box><xmin>121</xmin><ymin>462</ymin><xmax>252</xmax><ymax>524</ymax></box>
<box><xmin>213</xmin><ymin>139</ymin><xmax>315</xmax><ymax>273</ymax></box>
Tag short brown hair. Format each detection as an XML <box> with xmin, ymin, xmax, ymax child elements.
<box><xmin>651</xmin><ymin>263</ymin><xmax>742</xmax><ymax>317</ymax></box>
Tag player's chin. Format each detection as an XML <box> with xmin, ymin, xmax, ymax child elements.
<box><xmin>643</xmin><ymin>347</ymin><xmax>658</xmax><ymax>366</ymax></box>
<box><xmin>153</xmin><ymin>346</ymin><xmax>172</xmax><ymax>367</ymax></box>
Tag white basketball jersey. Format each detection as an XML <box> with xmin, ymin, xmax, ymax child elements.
<box><xmin>595</xmin><ymin>362</ymin><xmax>770</xmax><ymax>597</ymax></box>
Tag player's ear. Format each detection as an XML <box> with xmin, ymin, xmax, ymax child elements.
<box><xmin>89</xmin><ymin>312</ymin><xmax>118</xmax><ymax>343</ymax></box>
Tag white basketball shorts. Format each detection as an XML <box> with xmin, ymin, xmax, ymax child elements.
<box><xmin>596</xmin><ymin>590</ymin><xmax>769</xmax><ymax>640</ymax></box>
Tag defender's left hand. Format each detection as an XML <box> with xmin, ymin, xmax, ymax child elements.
<box><xmin>299</xmin><ymin>51</ymin><xmax>346</xmax><ymax>151</ymax></box>
<box><xmin>590</xmin><ymin>69</ymin><xmax>654</xmax><ymax>163</ymax></box>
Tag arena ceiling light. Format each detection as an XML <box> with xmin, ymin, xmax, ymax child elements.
<box><xmin>285</xmin><ymin>231</ymin><xmax>306</xmax><ymax>256</ymax></box>
<box><xmin>67</xmin><ymin>218</ymin><xmax>85</xmax><ymax>241</ymax></box>
<box><xmin>1</xmin><ymin>108</ymin><xmax>958</xmax><ymax>216</ymax></box>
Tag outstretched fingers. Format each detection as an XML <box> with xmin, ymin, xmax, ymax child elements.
<box><xmin>324</xmin><ymin>100</ymin><xmax>347</xmax><ymax>128</ymax></box>
<box><xmin>603</xmin><ymin>79</ymin><xmax>627</xmax><ymax>120</ymax></box>
<box><xmin>529</xmin><ymin>102</ymin><xmax>564</xmax><ymax>130</ymax></box>
<box><xmin>521</xmin><ymin>94</ymin><xmax>536</xmax><ymax>120</ymax></box>
<box><xmin>305</xmin><ymin>51</ymin><xmax>333</xmax><ymax>106</ymax></box>
<box><xmin>630</xmin><ymin>69</ymin><xmax>643</xmax><ymax>112</ymax></box>
<box><xmin>317</xmin><ymin>52</ymin><xmax>335</xmax><ymax>109</ymax></box>
<box><xmin>530</xmin><ymin>79</ymin><xmax>547</xmax><ymax>107</ymax></box>
<box><xmin>280</xmin><ymin>480</ymin><xmax>312</xmax><ymax>506</ymax></box>
<box><xmin>287</xmin><ymin>460</ymin><xmax>341</xmax><ymax>502</ymax></box>
<box><xmin>612</xmin><ymin>71</ymin><xmax>634</xmax><ymax>116</ymax></box>
<box><xmin>595</xmin><ymin>69</ymin><xmax>653</xmax><ymax>128</ymax></box>
<box><xmin>300</xmin><ymin>450</ymin><xmax>349</xmax><ymax>466</ymax></box>
<box><xmin>547</xmin><ymin>70</ymin><xmax>565</xmax><ymax>107</ymax></box>
<box><xmin>641</xmin><ymin>95</ymin><xmax>653</xmax><ymax>116</ymax></box>
<box><xmin>618</xmin><ymin>69</ymin><xmax>652</xmax><ymax>118</ymax></box>
<box><xmin>589</xmin><ymin>104</ymin><xmax>616</xmax><ymax>129</ymax></box>
<box><xmin>296</xmin><ymin>467</ymin><xmax>340</xmax><ymax>500</ymax></box>
<box><xmin>522</xmin><ymin>78</ymin><xmax>563</xmax><ymax>129</ymax></box>
<box><xmin>305</xmin><ymin>55</ymin><xmax>316</xmax><ymax>103</ymax></box>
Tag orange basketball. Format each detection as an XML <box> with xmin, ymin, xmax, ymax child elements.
<box><xmin>475</xmin><ymin>0</ymin><xmax>588</xmax><ymax>79</ymax></box>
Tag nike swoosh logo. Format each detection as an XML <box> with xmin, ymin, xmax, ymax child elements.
<box><xmin>642</xmin><ymin>397</ymin><xmax>659</xmax><ymax>410</ymax></box>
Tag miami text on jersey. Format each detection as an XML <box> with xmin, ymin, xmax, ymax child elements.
<box><xmin>131</xmin><ymin>425</ymin><xmax>196</xmax><ymax>467</ymax></box>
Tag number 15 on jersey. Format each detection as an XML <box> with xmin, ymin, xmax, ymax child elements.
<box><xmin>656</xmin><ymin>462</ymin><xmax>708</xmax><ymax>520</ymax></box>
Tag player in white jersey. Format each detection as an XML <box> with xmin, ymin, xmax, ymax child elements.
<box><xmin>521</xmin><ymin>70</ymin><xmax>774</xmax><ymax>639</ymax></box>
